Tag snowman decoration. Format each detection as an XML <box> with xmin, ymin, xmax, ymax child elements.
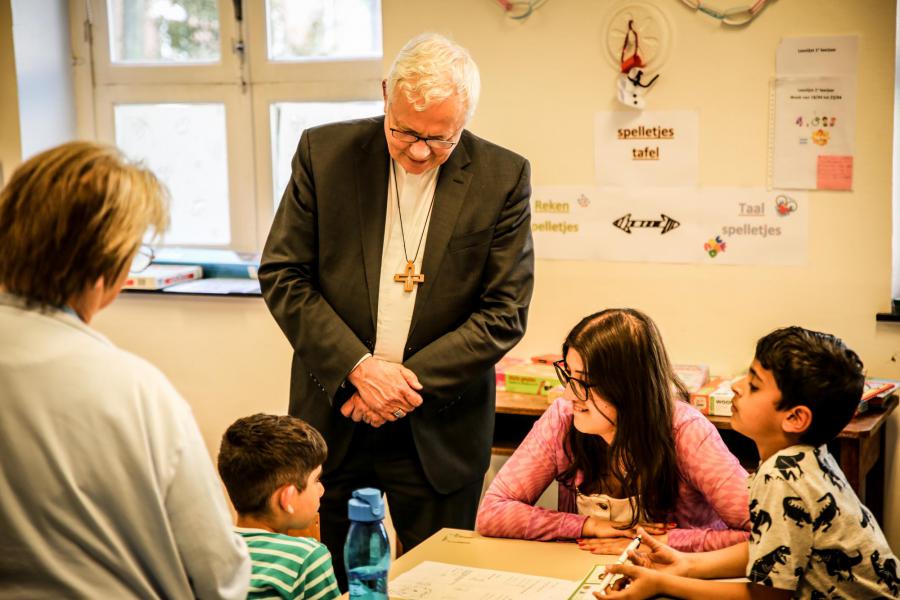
<box><xmin>615</xmin><ymin>20</ymin><xmax>659</xmax><ymax>110</ymax></box>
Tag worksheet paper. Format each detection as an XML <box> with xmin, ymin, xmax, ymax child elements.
<box><xmin>530</xmin><ymin>187</ymin><xmax>808</xmax><ymax>265</ymax></box>
<box><xmin>594</xmin><ymin>110</ymin><xmax>699</xmax><ymax>187</ymax></box>
<box><xmin>390</xmin><ymin>561</ymin><xmax>577</xmax><ymax>600</ymax></box>
<box><xmin>771</xmin><ymin>35</ymin><xmax>858</xmax><ymax>190</ymax></box>
<box><xmin>569</xmin><ymin>564</ymin><xmax>615</xmax><ymax>599</ymax></box>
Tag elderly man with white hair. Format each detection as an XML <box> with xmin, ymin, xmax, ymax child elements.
<box><xmin>259</xmin><ymin>32</ymin><xmax>534</xmax><ymax>590</ymax></box>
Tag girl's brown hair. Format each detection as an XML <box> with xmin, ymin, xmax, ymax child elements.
<box><xmin>559</xmin><ymin>308</ymin><xmax>688</xmax><ymax>528</ymax></box>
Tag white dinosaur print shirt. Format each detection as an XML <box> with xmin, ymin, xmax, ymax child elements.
<box><xmin>747</xmin><ymin>444</ymin><xmax>898</xmax><ymax>599</ymax></box>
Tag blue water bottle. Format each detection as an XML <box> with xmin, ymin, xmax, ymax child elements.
<box><xmin>344</xmin><ymin>488</ymin><xmax>390</xmax><ymax>599</ymax></box>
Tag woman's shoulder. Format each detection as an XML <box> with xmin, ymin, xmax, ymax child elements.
<box><xmin>85</xmin><ymin>344</ymin><xmax>190</xmax><ymax>420</ymax></box>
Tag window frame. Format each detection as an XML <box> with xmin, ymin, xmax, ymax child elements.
<box><xmin>90</xmin><ymin>0</ymin><xmax>243</xmax><ymax>86</ymax></box>
<box><xmin>94</xmin><ymin>83</ymin><xmax>257</xmax><ymax>249</ymax></box>
<box><xmin>76</xmin><ymin>0</ymin><xmax>384</xmax><ymax>252</ymax></box>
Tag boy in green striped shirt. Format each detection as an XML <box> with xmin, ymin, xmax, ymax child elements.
<box><xmin>218</xmin><ymin>414</ymin><xmax>340</xmax><ymax>600</ymax></box>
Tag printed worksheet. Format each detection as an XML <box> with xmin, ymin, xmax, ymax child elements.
<box><xmin>569</xmin><ymin>564</ymin><xmax>615</xmax><ymax>599</ymax></box>
<box><xmin>390</xmin><ymin>561</ymin><xmax>577</xmax><ymax>600</ymax></box>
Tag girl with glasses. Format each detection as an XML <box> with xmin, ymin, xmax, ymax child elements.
<box><xmin>476</xmin><ymin>308</ymin><xmax>751</xmax><ymax>553</ymax></box>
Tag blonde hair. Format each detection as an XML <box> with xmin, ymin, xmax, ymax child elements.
<box><xmin>386</xmin><ymin>32</ymin><xmax>481</xmax><ymax>124</ymax></box>
<box><xmin>0</xmin><ymin>141</ymin><xmax>168</xmax><ymax>308</ymax></box>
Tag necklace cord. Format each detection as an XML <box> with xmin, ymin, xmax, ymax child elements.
<box><xmin>391</xmin><ymin>160</ymin><xmax>438</xmax><ymax>265</ymax></box>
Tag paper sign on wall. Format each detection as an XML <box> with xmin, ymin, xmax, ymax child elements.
<box><xmin>594</xmin><ymin>110</ymin><xmax>698</xmax><ymax>187</ymax></box>
<box><xmin>771</xmin><ymin>35</ymin><xmax>858</xmax><ymax>190</ymax></box>
<box><xmin>531</xmin><ymin>187</ymin><xmax>807</xmax><ymax>266</ymax></box>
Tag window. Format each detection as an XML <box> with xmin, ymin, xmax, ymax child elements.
<box><xmin>80</xmin><ymin>0</ymin><xmax>383</xmax><ymax>251</ymax></box>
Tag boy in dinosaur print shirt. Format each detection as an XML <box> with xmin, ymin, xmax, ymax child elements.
<box><xmin>599</xmin><ymin>327</ymin><xmax>898</xmax><ymax>600</ymax></box>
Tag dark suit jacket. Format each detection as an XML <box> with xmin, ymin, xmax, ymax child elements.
<box><xmin>259</xmin><ymin>116</ymin><xmax>534</xmax><ymax>494</ymax></box>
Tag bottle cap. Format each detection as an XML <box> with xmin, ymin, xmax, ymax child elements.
<box><xmin>347</xmin><ymin>487</ymin><xmax>385</xmax><ymax>522</ymax></box>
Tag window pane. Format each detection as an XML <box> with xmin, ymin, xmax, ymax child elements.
<box><xmin>266</xmin><ymin>0</ymin><xmax>382</xmax><ymax>61</ymax></box>
<box><xmin>115</xmin><ymin>103</ymin><xmax>231</xmax><ymax>245</ymax></box>
<box><xmin>270</xmin><ymin>101</ymin><xmax>381</xmax><ymax>210</ymax></box>
<box><xmin>108</xmin><ymin>0</ymin><xmax>220</xmax><ymax>63</ymax></box>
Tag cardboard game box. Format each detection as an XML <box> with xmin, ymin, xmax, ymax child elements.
<box><xmin>504</xmin><ymin>363</ymin><xmax>561</xmax><ymax>396</ymax></box>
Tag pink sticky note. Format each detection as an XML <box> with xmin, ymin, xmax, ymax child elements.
<box><xmin>816</xmin><ymin>155</ymin><xmax>853</xmax><ymax>190</ymax></box>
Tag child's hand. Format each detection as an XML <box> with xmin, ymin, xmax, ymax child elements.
<box><xmin>580</xmin><ymin>518</ymin><xmax>671</xmax><ymax>539</ymax></box>
<box><xmin>578</xmin><ymin>535</ymin><xmax>666</xmax><ymax>555</ymax></box>
<box><xmin>577</xmin><ymin>522</ymin><xmax>673</xmax><ymax>555</ymax></box>
<box><xmin>625</xmin><ymin>527</ymin><xmax>688</xmax><ymax>577</ymax></box>
<box><xmin>593</xmin><ymin>563</ymin><xmax>661</xmax><ymax>599</ymax></box>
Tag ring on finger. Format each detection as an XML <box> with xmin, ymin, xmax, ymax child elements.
<box><xmin>392</xmin><ymin>409</ymin><xmax>405</xmax><ymax>418</ymax></box>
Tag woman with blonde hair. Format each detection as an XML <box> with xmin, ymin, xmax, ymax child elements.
<box><xmin>0</xmin><ymin>142</ymin><xmax>250</xmax><ymax>598</ymax></box>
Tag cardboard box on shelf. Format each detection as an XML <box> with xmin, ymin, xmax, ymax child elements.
<box><xmin>710</xmin><ymin>383</ymin><xmax>736</xmax><ymax>417</ymax></box>
<box><xmin>673</xmin><ymin>364</ymin><xmax>710</xmax><ymax>393</ymax></box>
<box><xmin>495</xmin><ymin>356</ymin><xmax>528</xmax><ymax>390</ymax></box>
<box><xmin>690</xmin><ymin>377</ymin><xmax>723</xmax><ymax>415</ymax></box>
<box><xmin>531</xmin><ymin>353</ymin><xmax>563</xmax><ymax>365</ymax></box>
<box><xmin>504</xmin><ymin>363</ymin><xmax>560</xmax><ymax>396</ymax></box>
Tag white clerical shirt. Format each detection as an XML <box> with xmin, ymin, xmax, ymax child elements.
<box><xmin>372</xmin><ymin>160</ymin><xmax>439</xmax><ymax>363</ymax></box>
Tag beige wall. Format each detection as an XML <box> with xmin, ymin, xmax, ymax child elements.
<box><xmin>0</xmin><ymin>0</ymin><xmax>21</xmax><ymax>185</ymax></box>
<box><xmin>3</xmin><ymin>0</ymin><xmax>898</xmax><ymax>546</ymax></box>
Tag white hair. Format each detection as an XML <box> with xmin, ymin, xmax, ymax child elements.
<box><xmin>385</xmin><ymin>33</ymin><xmax>481</xmax><ymax>125</ymax></box>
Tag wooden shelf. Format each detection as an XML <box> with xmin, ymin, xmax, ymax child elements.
<box><xmin>495</xmin><ymin>389</ymin><xmax>551</xmax><ymax>416</ymax></box>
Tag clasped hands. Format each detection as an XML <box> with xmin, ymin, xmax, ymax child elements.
<box><xmin>340</xmin><ymin>356</ymin><xmax>423</xmax><ymax>427</ymax></box>
<box><xmin>577</xmin><ymin>518</ymin><xmax>674</xmax><ymax>554</ymax></box>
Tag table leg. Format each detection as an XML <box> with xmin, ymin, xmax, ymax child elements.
<box><xmin>836</xmin><ymin>438</ymin><xmax>861</xmax><ymax>498</ymax></box>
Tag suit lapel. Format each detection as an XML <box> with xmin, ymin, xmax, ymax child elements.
<box><xmin>356</xmin><ymin>119</ymin><xmax>389</xmax><ymax>330</ymax></box>
<box><xmin>408</xmin><ymin>136</ymin><xmax>473</xmax><ymax>339</ymax></box>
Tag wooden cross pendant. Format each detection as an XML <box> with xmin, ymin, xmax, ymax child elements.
<box><xmin>394</xmin><ymin>261</ymin><xmax>425</xmax><ymax>292</ymax></box>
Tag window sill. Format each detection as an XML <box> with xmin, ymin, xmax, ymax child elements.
<box><xmin>876</xmin><ymin>299</ymin><xmax>900</xmax><ymax>321</ymax></box>
<box><xmin>123</xmin><ymin>248</ymin><xmax>263</xmax><ymax>297</ymax></box>
<box><xmin>122</xmin><ymin>287</ymin><xmax>262</xmax><ymax>298</ymax></box>
<box><xmin>122</xmin><ymin>276</ymin><xmax>262</xmax><ymax>298</ymax></box>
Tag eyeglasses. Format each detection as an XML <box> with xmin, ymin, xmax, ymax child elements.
<box><xmin>554</xmin><ymin>359</ymin><xmax>617</xmax><ymax>426</ymax></box>
<box><xmin>553</xmin><ymin>359</ymin><xmax>592</xmax><ymax>402</ymax></box>
<box><xmin>389</xmin><ymin>128</ymin><xmax>457</xmax><ymax>150</ymax></box>
<box><xmin>130</xmin><ymin>245</ymin><xmax>154</xmax><ymax>273</ymax></box>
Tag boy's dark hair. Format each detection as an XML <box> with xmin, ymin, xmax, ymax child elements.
<box><xmin>218</xmin><ymin>414</ymin><xmax>327</xmax><ymax>516</ymax></box>
<box><xmin>755</xmin><ymin>327</ymin><xmax>865</xmax><ymax>446</ymax></box>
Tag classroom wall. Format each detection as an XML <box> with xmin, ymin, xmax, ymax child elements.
<box><xmin>0</xmin><ymin>0</ymin><xmax>21</xmax><ymax>186</ymax></box>
<box><xmin>1</xmin><ymin>0</ymin><xmax>897</xmax><ymax>546</ymax></box>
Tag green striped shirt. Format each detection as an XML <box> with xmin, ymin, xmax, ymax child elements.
<box><xmin>235</xmin><ymin>527</ymin><xmax>340</xmax><ymax>600</ymax></box>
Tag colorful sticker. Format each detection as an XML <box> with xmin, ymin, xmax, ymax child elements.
<box><xmin>775</xmin><ymin>195</ymin><xmax>798</xmax><ymax>217</ymax></box>
<box><xmin>704</xmin><ymin>235</ymin><xmax>727</xmax><ymax>258</ymax></box>
<box><xmin>812</xmin><ymin>129</ymin><xmax>830</xmax><ymax>146</ymax></box>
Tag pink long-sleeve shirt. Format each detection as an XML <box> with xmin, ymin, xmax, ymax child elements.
<box><xmin>476</xmin><ymin>398</ymin><xmax>751</xmax><ymax>552</ymax></box>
